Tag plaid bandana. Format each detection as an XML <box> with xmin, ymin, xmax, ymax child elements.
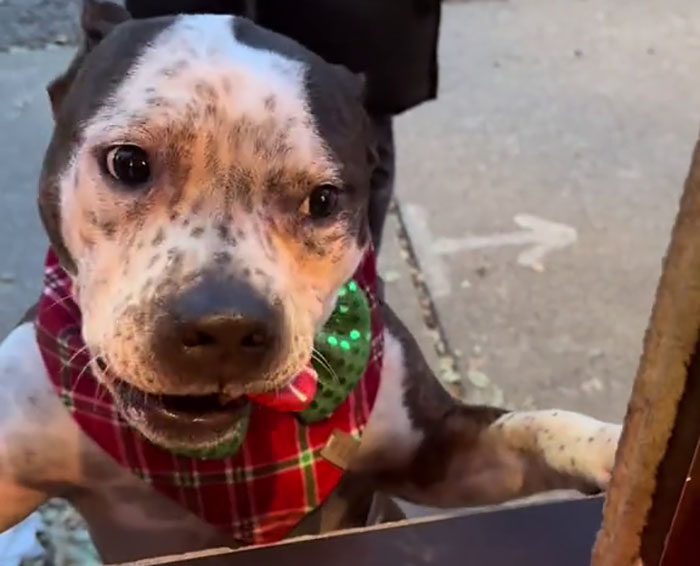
<box><xmin>35</xmin><ymin>248</ymin><xmax>382</xmax><ymax>546</ymax></box>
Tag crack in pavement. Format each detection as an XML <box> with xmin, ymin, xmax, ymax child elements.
<box><xmin>391</xmin><ymin>200</ymin><xmax>465</xmax><ymax>399</ymax></box>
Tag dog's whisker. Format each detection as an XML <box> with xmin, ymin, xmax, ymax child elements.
<box><xmin>311</xmin><ymin>349</ymin><xmax>334</xmax><ymax>375</ymax></box>
<box><xmin>74</xmin><ymin>353</ymin><xmax>101</xmax><ymax>391</ymax></box>
<box><xmin>45</xmin><ymin>293</ymin><xmax>78</xmax><ymax>313</ymax></box>
<box><xmin>312</xmin><ymin>349</ymin><xmax>339</xmax><ymax>384</ymax></box>
<box><xmin>65</xmin><ymin>344</ymin><xmax>90</xmax><ymax>368</ymax></box>
<box><xmin>96</xmin><ymin>377</ymin><xmax>114</xmax><ymax>403</ymax></box>
<box><xmin>75</xmin><ymin>354</ymin><xmax>113</xmax><ymax>404</ymax></box>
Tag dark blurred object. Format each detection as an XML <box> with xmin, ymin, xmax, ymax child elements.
<box><xmin>124</xmin><ymin>0</ymin><xmax>440</xmax><ymax>116</ymax></box>
<box><xmin>112</xmin><ymin>496</ymin><xmax>606</xmax><ymax>566</ymax></box>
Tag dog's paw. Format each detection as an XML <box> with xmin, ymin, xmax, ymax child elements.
<box><xmin>531</xmin><ymin>411</ymin><xmax>622</xmax><ymax>492</ymax></box>
<box><xmin>497</xmin><ymin>410</ymin><xmax>622</xmax><ymax>493</ymax></box>
<box><xmin>576</xmin><ymin>423</ymin><xmax>622</xmax><ymax>490</ymax></box>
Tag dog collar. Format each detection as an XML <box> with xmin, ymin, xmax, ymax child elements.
<box><xmin>35</xmin><ymin>246</ymin><xmax>383</xmax><ymax>544</ymax></box>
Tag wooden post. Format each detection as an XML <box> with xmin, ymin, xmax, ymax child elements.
<box><xmin>591</xmin><ymin>135</ymin><xmax>700</xmax><ymax>566</ymax></box>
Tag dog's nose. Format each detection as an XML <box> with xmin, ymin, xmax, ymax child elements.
<box><xmin>152</xmin><ymin>274</ymin><xmax>281</xmax><ymax>381</ymax></box>
<box><xmin>178</xmin><ymin>313</ymin><xmax>274</xmax><ymax>363</ymax></box>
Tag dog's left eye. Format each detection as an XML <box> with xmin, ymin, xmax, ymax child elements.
<box><xmin>103</xmin><ymin>145</ymin><xmax>151</xmax><ymax>188</ymax></box>
<box><xmin>303</xmin><ymin>184</ymin><xmax>340</xmax><ymax>220</ymax></box>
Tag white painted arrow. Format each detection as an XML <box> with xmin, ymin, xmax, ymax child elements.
<box><xmin>432</xmin><ymin>214</ymin><xmax>578</xmax><ymax>271</ymax></box>
<box><xmin>401</xmin><ymin>204</ymin><xmax>578</xmax><ymax>298</ymax></box>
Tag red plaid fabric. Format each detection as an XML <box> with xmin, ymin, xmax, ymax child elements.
<box><xmin>35</xmin><ymin>248</ymin><xmax>382</xmax><ymax>546</ymax></box>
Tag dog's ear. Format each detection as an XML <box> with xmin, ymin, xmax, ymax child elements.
<box><xmin>329</xmin><ymin>67</ymin><xmax>379</xmax><ymax>172</ymax></box>
<box><xmin>342</xmin><ymin>70</ymin><xmax>380</xmax><ymax>171</ymax></box>
<box><xmin>354</xmin><ymin>71</ymin><xmax>368</xmax><ymax>102</ymax></box>
<box><xmin>332</xmin><ymin>65</ymin><xmax>368</xmax><ymax>104</ymax></box>
<box><xmin>47</xmin><ymin>1</ymin><xmax>131</xmax><ymax>118</ymax></box>
<box><xmin>351</xmin><ymin>72</ymin><xmax>380</xmax><ymax>166</ymax></box>
<box><xmin>81</xmin><ymin>0</ymin><xmax>132</xmax><ymax>50</ymax></box>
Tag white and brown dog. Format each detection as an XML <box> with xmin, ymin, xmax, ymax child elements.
<box><xmin>0</xmin><ymin>2</ymin><xmax>621</xmax><ymax>563</ymax></box>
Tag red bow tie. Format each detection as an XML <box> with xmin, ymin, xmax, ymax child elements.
<box><xmin>247</xmin><ymin>366</ymin><xmax>318</xmax><ymax>413</ymax></box>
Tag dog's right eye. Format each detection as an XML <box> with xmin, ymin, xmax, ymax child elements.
<box><xmin>103</xmin><ymin>145</ymin><xmax>151</xmax><ymax>188</ymax></box>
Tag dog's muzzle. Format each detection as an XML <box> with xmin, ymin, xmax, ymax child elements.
<box><xmin>95</xmin><ymin>271</ymin><xmax>287</xmax><ymax>447</ymax></box>
<box><xmin>150</xmin><ymin>271</ymin><xmax>283</xmax><ymax>387</ymax></box>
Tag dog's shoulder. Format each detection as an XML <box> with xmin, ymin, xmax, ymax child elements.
<box><xmin>354</xmin><ymin>301</ymin><xmax>456</xmax><ymax>470</ymax></box>
<box><xmin>0</xmin><ymin>322</ymin><xmax>56</xmax><ymax>419</ymax></box>
<box><xmin>0</xmin><ymin>323</ymin><xmax>84</xmax><ymax>489</ymax></box>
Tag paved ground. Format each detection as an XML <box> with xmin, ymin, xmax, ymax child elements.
<box><xmin>0</xmin><ymin>0</ymin><xmax>699</xmax><ymax>562</ymax></box>
<box><xmin>395</xmin><ymin>0</ymin><xmax>700</xmax><ymax>422</ymax></box>
<box><xmin>0</xmin><ymin>0</ymin><xmax>81</xmax><ymax>51</ymax></box>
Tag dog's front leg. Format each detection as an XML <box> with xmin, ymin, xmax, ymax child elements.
<box><xmin>0</xmin><ymin>322</ymin><xmax>77</xmax><ymax>531</ymax></box>
<box><xmin>354</xmin><ymin>306</ymin><xmax>621</xmax><ymax>508</ymax></box>
<box><xmin>379</xmin><ymin>406</ymin><xmax>620</xmax><ymax>508</ymax></box>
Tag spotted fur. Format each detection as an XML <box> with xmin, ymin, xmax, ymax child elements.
<box><xmin>0</xmin><ymin>4</ymin><xmax>623</xmax><ymax>562</ymax></box>
<box><xmin>44</xmin><ymin>14</ymin><xmax>372</xmax><ymax>428</ymax></box>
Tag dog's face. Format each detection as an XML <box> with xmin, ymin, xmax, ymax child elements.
<box><xmin>40</xmin><ymin>3</ymin><xmax>374</xmax><ymax>450</ymax></box>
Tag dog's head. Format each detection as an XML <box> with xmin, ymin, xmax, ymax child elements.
<box><xmin>41</xmin><ymin>1</ymin><xmax>375</xmax><ymax>451</ymax></box>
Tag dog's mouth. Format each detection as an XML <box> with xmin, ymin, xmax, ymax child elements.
<box><xmin>96</xmin><ymin>357</ymin><xmax>250</xmax><ymax>449</ymax></box>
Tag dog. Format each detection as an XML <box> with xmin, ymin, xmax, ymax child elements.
<box><xmin>0</xmin><ymin>2</ymin><xmax>621</xmax><ymax>563</ymax></box>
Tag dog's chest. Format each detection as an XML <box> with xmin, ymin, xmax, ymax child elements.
<box><xmin>4</xmin><ymin>319</ymin><xmax>418</xmax><ymax>564</ymax></box>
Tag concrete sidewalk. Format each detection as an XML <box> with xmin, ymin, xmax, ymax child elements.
<box><xmin>392</xmin><ymin>0</ymin><xmax>700</xmax><ymax>421</ymax></box>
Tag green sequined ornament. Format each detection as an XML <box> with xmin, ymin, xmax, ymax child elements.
<box><xmin>299</xmin><ymin>279</ymin><xmax>372</xmax><ymax>423</ymax></box>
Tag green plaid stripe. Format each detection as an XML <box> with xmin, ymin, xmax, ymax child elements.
<box><xmin>297</xmin><ymin>424</ymin><xmax>317</xmax><ymax>510</ymax></box>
